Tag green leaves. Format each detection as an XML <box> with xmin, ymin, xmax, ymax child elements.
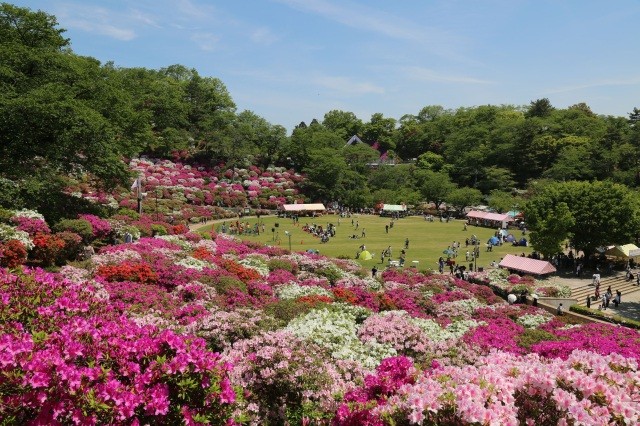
<box><xmin>417</xmin><ymin>170</ymin><xmax>456</xmax><ymax>211</ymax></box>
<box><xmin>526</xmin><ymin>180</ymin><xmax>639</xmax><ymax>257</ymax></box>
<box><xmin>0</xmin><ymin>3</ymin><xmax>68</xmax><ymax>49</ymax></box>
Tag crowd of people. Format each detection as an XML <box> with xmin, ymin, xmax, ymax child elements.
<box><xmin>219</xmin><ymin>220</ymin><xmax>264</xmax><ymax>235</ymax></box>
<box><xmin>302</xmin><ymin>222</ymin><xmax>335</xmax><ymax>243</ymax></box>
<box><xmin>589</xmin><ymin>281</ymin><xmax>623</xmax><ymax>310</ymax></box>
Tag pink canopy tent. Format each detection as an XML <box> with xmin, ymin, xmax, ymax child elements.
<box><xmin>466</xmin><ymin>210</ymin><xmax>514</xmax><ymax>222</ymax></box>
<box><xmin>466</xmin><ymin>210</ymin><xmax>514</xmax><ymax>228</ymax></box>
<box><xmin>498</xmin><ymin>254</ymin><xmax>556</xmax><ymax>276</ymax></box>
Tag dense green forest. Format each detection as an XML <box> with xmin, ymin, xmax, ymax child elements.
<box><xmin>2</xmin><ymin>2</ymin><xmax>640</xmax><ymax>217</ymax></box>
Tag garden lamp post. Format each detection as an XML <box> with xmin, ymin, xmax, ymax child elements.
<box><xmin>285</xmin><ymin>231</ymin><xmax>292</xmax><ymax>252</ymax></box>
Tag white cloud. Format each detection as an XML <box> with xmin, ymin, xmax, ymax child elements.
<box><xmin>313</xmin><ymin>75</ymin><xmax>385</xmax><ymax>95</ymax></box>
<box><xmin>544</xmin><ymin>76</ymin><xmax>640</xmax><ymax>95</ymax></box>
<box><xmin>191</xmin><ymin>33</ymin><xmax>220</xmax><ymax>51</ymax></box>
<box><xmin>55</xmin><ymin>4</ymin><xmax>137</xmax><ymax>41</ymax></box>
<box><xmin>250</xmin><ymin>27</ymin><xmax>279</xmax><ymax>45</ymax></box>
<box><xmin>402</xmin><ymin>66</ymin><xmax>493</xmax><ymax>85</ymax></box>
<box><xmin>129</xmin><ymin>9</ymin><xmax>162</xmax><ymax>28</ymax></box>
<box><xmin>65</xmin><ymin>18</ymin><xmax>136</xmax><ymax>41</ymax></box>
<box><xmin>175</xmin><ymin>0</ymin><xmax>215</xmax><ymax>20</ymax></box>
<box><xmin>274</xmin><ymin>0</ymin><xmax>453</xmax><ymax>46</ymax></box>
<box><xmin>228</xmin><ymin>67</ymin><xmax>383</xmax><ymax>95</ymax></box>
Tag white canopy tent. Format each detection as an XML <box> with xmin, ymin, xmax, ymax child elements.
<box><xmin>279</xmin><ymin>203</ymin><xmax>326</xmax><ymax>216</ymax></box>
<box><xmin>380</xmin><ymin>204</ymin><xmax>407</xmax><ymax>217</ymax></box>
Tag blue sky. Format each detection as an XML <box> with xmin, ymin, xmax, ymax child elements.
<box><xmin>13</xmin><ymin>0</ymin><xmax>640</xmax><ymax>132</ymax></box>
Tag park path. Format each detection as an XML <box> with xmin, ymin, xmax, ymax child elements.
<box><xmin>187</xmin><ymin>215</ymin><xmax>276</xmax><ymax>233</ymax></box>
<box><xmin>549</xmin><ymin>273</ymin><xmax>640</xmax><ymax>321</ymax></box>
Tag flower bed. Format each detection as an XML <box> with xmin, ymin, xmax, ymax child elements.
<box><xmin>67</xmin><ymin>159</ymin><xmax>306</xmax><ymax>222</ymax></box>
<box><xmin>2</xmin><ymin>225</ymin><xmax>640</xmax><ymax>424</ymax></box>
<box><xmin>471</xmin><ymin>268</ymin><xmax>572</xmax><ymax>298</ymax></box>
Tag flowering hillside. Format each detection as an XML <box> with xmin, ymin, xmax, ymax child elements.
<box><xmin>1</xmin><ymin>230</ymin><xmax>640</xmax><ymax>424</ymax></box>
<box><xmin>68</xmin><ymin>159</ymin><xmax>305</xmax><ymax>222</ymax></box>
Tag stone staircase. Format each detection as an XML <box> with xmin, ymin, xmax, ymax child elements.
<box><xmin>572</xmin><ymin>273</ymin><xmax>640</xmax><ymax>306</ymax></box>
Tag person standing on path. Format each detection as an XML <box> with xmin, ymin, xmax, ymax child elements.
<box><xmin>405</xmin><ymin>238</ymin><xmax>409</xmax><ymax>249</ymax></box>
<box><xmin>371</xmin><ymin>266</ymin><xmax>378</xmax><ymax>278</ymax></box>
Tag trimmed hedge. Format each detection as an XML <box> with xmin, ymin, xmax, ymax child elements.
<box><xmin>570</xmin><ymin>304</ymin><xmax>640</xmax><ymax>330</ymax></box>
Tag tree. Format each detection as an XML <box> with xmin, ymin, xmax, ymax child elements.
<box><xmin>184</xmin><ymin>71</ymin><xmax>236</xmax><ymax>137</ymax></box>
<box><xmin>322</xmin><ymin>110</ymin><xmax>363</xmax><ymax>141</ymax></box>
<box><xmin>362</xmin><ymin>113</ymin><xmax>396</xmax><ymax>152</ymax></box>
<box><xmin>447</xmin><ymin>187</ymin><xmax>483</xmax><ymax>217</ymax></box>
<box><xmin>0</xmin><ymin>4</ymin><xmax>151</xmax><ymax>219</ymax></box>
<box><xmin>368</xmin><ymin>164</ymin><xmax>416</xmax><ymax>193</ymax></box>
<box><xmin>302</xmin><ymin>148</ymin><xmax>349</xmax><ymax>202</ymax></box>
<box><xmin>527</xmin><ymin>202</ymin><xmax>574</xmax><ymax>259</ymax></box>
<box><xmin>525</xmin><ymin>98</ymin><xmax>554</xmax><ymax>118</ymax></box>
<box><xmin>487</xmin><ymin>190</ymin><xmax>522</xmax><ymax>214</ymax></box>
<box><xmin>477</xmin><ymin>166</ymin><xmax>516</xmax><ymax>193</ymax></box>
<box><xmin>629</xmin><ymin>107</ymin><xmax>640</xmax><ymax>125</ymax></box>
<box><xmin>415</xmin><ymin>152</ymin><xmax>445</xmax><ymax>172</ymax></box>
<box><xmin>340</xmin><ymin>170</ymin><xmax>372</xmax><ymax>208</ymax></box>
<box><xmin>568</xmin><ymin>102</ymin><xmax>596</xmax><ymax>117</ymax></box>
<box><xmin>417</xmin><ymin>170</ymin><xmax>456</xmax><ymax>212</ymax></box>
<box><xmin>343</xmin><ymin>143</ymin><xmax>379</xmax><ymax>175</ymax></box>
<box><xmin>542</xmin><ymin>145</ymin><xmax>595</xmax><ymax>181</ymax></box>
<box><xmin>0</xmin><ymin>3</ymin><xmax>68</xmax><ymax>49</ymax></box>
<box><xmin>283</xmin><ymin>126</ymin><xmax>343</xmax><ymax>171</ymax></box>
<box><xmin>525</xmin><ymin>180</ymin><xmax>640</xmax><ymax>257</ymax></box>
<box><xmin>417</xmin><ymin>105</ymin><xmax>447</xmax><ymax>122</ymax></box>
<box><xmin>111</xmin><ymin>66</ymin><xmax>188</xmax><ymax>156</ymax></box>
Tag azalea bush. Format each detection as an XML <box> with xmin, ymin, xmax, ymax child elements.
<box><xmin>79</xmin><ymin>214</ymin><xmax>113</xmax><ymax>239</ymax></box>
<box><xmin>53</xmin><ymin>218</ymin><xmax>94</xmax><ymax>243</ymax></box>
<box><xmin>29</xmin><ymin>233</ymin><xmax>67</xmax><ymax>267</ymax></box>
<box><xmin>475</xmin><ymin>268</ymin><xmax>572</xmax><ymax>298</ymax></box>
<box><xmin>2</xmin><ymin>213</ymin><xmax>640</xmax><ymax>424</ymax></box>
<box><xmin>223</xmin><ymin>330</ymin><xmax>364</xmax><ymax>424</ymax></box>
<box><xmin>0</xmin><ymin>239</ymin><xmax>27</xmax><ymax>268</ymax></box>
<box><xmin>0</xmin><ymin>223</ymin><xmax>33</xmax><ymax>250</ymax></box>
<box><xmin>67</xmin><ymin>158</ymin><xmax>306</xmax><ymax>219</ymax></box>
<box><xmin>11</xmin><ymin>215</ymin><xmax>51</xmax><ymax>236</ymax></box>
<box><xmin>336</xmin><ymin>350</ymin><xmax>640</xmax><ymax>425</ymax></box>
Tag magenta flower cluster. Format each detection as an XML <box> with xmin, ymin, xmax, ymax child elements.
<box><xmin>11</xmin><ymin>216</ymin><xmax>51</xmax><ymax>236</ymax></box>
<box><xmin>3</xmin><ymin>215</ymin><xmax>640</xmax><ymax>424</ymax></box>
<box><xmin>79</xmin><ymin>214</ymin><xmax>113</xmax><ymax>239</ymax></box>
<box><xmin>0</xmin><ymin>269</ymin><xmax>237</xmax><ymax>425</ymax></box>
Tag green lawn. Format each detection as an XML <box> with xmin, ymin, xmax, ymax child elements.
<box><xmin>198</xmin><ymin>214</ymin><xmax>533</xmax><ymax>272</ymax></box>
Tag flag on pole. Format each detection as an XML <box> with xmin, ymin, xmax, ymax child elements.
<box><xmin>130</xmin><ymin>178</ymin><xmax>139</xmax><ymax>191</ymax></box>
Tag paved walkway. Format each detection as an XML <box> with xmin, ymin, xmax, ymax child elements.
<box><xmin>547</xmin><ymin>272</ymin><xmax>640</xmax><ymax>321</ymax></box>
<box><xmin>187</xmin><ymin>215</ymin><xmax>276</xmax><ymax>233</ymax></box>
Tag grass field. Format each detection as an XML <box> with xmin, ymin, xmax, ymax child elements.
<box><xmin>197</xmin><ymin>214</ymin><xmax>533</xmax><ymax>272</ymax></box>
